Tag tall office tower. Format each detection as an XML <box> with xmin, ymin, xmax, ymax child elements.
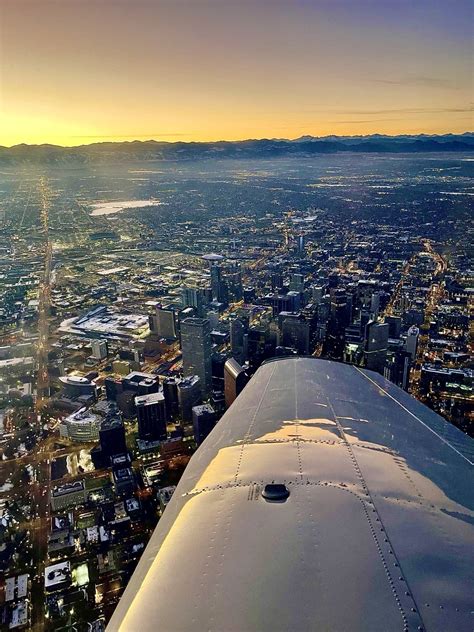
<box><xmin>99</xmin><ymin>415</ymin><xmax>127</xmax><ymax>459</ymax></box>
<box><xmin>91</xmin><ymin>339</ymin><xmax>108</xmax><ymax>361</ymax></box>
<box><xmin>360</xmin><ymin>309</ymin><xmax>371</xmax><ymax>336</ymax></box>
<box><xmin>135</xmin><ymin>392</ymin><xmax>167</xmax><ymax>442</ymax></box>
<box><xmin>384</xmin><ymin>349</ymin><xmax>412</xmax><ymax>391</ymax></box>
<box><xmin>227</xmin><ymin>265</ymin><xmax>243</xmax><ymax>302</ymax></box>
<box><xmin>399</xmin><ymin>293</ymin><xmax>410</xmax><ymax>315</ymax></box>
<box><xmin>192</xmin><ymin>404</ymin><xmax>217</xmax><ymax>445</ymax></box>
<box><xmin>289</xmin><ymin>273</ymin><xmax>305</xmax><ymax>294</ymax></box>
<box><xmin>270</xmin><ymin>270</ymin><xmax>284</xmax><ymax>291</ymax></box>
<box><xmin>181</xmin><ymin>317</ymin><xmax>213</xmax><ymax>395</ymax></box>
<box><xmin>302</xmin><ymin>303</ymin><xmax>318</xmax><ymax>350</ymax></box>
<box><xmin>406</xmin><ymin>325</ymin><xmax>420</xmax><ymax>360</ymax></box>
<box><xmin>210</xmin><ymin>263</ymin><xmax>228</xmax><ymax>304</ymax></box>
<box><xmin>282</xmin><ymin>290</ymin><xmax>299</xmax><ymax>313</ymax></box>
<box><xmin>207</xmin><ymin>310</ymin><xmax>220</xmax><ymax>330</ymax></box>
<box><xmin>370</xmin><ymin>292</ymin><xmax>381</xmax><ymax>317</ymax></box>
<box><xmin>385</xmin><ymin>315</ymin><xmax>402</xmax><ymax>339</ymax></box>
<box><xmin>224</xmin><ymin>358</ymin><xmax>248</xmax><ymax>408</ymax></box>
<box><xmin>280</xmin><ymin>314</ymin><xmax>310</xmax><ymax>355</ymax></box>
<box><xmin>177</xmin><ymin>376</ymin><xmax>202</xmax><ymax>423</ymax></box>
<box><xmin>210</xmin><ymin>263</ymin><xmax>222</xmax><ymax>300</ymax></box>
<box><xmin>211</xmin><ymin>353</ymin><xmax>227</xmax><ymax>391</ymax></box>
<box><xmin>311</xmin><ymin>285</ymin><xmax>324</xmax><ymax>305</ymax></box>
<box><xmin>162</xmin><ymin>377</ymin><xmax>179</xmax><ymax>420</ymax></box>
<box><xmin>181</xmin><ymin>286</ymin><xmax>203</xmax><ymax>315</ymax></box>
<box><xmin>230</xmin><ymin>316</ymin><xmax>249</xmax><ymax>363</ymax></box>
<box><xmin>297</xmin><ymin>234</ymin><xmax>305</xmax><ymax>255</ymax></box>
<box><xmin>316</xmin><ymin>295</ymin><xmax>330</xmax><ymax>323</ymax></box>
<box><xmin>364</xmin><ymin>320</ymin><xmax>389</xmax><ymax>374</ymax></box>
<box><xmin>324</xmin><ymin>289</ymin><xmax>351</xmax><ymax>360</ymax></box>
<box><xmin>104</xmin><ymin>376</ymin><xmax>123</xmax><ymax>401</ymax></box>
<box><xmin>272</xmin><ymin>291</ymin><xmax>301</xmax><ymax>317</ymax></box>
<box><xmin>149</xmin><ymin>306</ymin><xmax>177</xmax><ymax>340</ymax></box>
<box><xmin>246</xmin><ymin>328</ymin><xmax>268</xmax><ymax>371</ymax></box>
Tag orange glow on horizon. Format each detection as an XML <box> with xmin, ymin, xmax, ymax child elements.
<box><xmin>0</xmin><ymin>0</ymin><xmax>472</xmax><ymax>147</ymax></box>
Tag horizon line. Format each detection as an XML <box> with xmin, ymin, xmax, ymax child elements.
<box><xmin>1</xmin><ymin>130</ymin><xmax>473</xmax><ymax>150</ymax></box>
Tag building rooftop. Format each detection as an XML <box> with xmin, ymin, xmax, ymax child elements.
<box><xmin>135</xmin><ymin>392</ymin><xmax>165</xmax><ymax>407</ymax></box>
<box><xmin>52</xmin><ymin>481</ymin><xmax>85</xmax><ymax>497</ymax></box>
<box><xmin>63</xmin><ymin>407</ymin><xmax>100</xmax><ymax>426</ymax></box>
<box><xmin>59</xmin><ymin>305</ymin><xmax>149</xmax><ymax>341</ymax></box>
<box><xmin>9</xmin><ymin>601</ymin><xmax>28</xmax><ymax>629</ymax></box>
<box><xmin>44</xmin><ymin>561</ymin><xmax>71</xmax><ymax>589</ymax></box>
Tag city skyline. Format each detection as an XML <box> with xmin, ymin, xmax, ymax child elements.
<box><xmin>1</xmin><ymin>0</ymin><xmax>472</xmax><ymax>146</ymax></box>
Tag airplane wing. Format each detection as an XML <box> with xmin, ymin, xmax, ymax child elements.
<box><xmin>108</xmin><ymin>357</ymin><xmax>474</xmax><ymax>632</ymax></box>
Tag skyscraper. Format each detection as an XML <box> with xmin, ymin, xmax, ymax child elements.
<box><xmin>162</xmin><ymin>377</ymin><xmax>179</xmax><ymax>420</ymax></box>
<box><xmin>297</xmin><ymin>234</ymin><xmax>305</xmax><ymax>255</ymax></box>
<box><xmin>370</xmin><ymin>292</ymin><xmax>381</xmax><ymax>317</ymax></box>
<box><xmin>181</xmin><ymin>287</ymin><xmax>204</xmax><ymax>315</ymax></box>
<box><xmin>230</xmin><ymin>316</ymin><xmax>248</xmax><ymax>363</ymax></box>
<box><xmin>224</xmin><ymin>358</ymin><xmax>248</xmax><ymax>408</ymax></box>
<box><xmin>385</xmin><ymin>315</ymin><xmax>402</xmax><ymax>339</ymax></box>
<box><xmin>99</xmin><ymin>415</ymin><xmax>127</xmax><ymax>459</ymax></box>
<box><xmin>384</xmin><ymin>348</ymin><xmax>412</xmax><ymax>391</ymax></box>
<box><xmin>209</xmin><ymin>263</ymin><xmax>228</xmax><ymax>305</ymax></box>
<box><xmin>324</xmin><ymin>289</ymin><xmax>351</xmax><ymax>360</ymax></box>
<box><xmin>181</xmin><ymin>317</ymin><xmax>213</xmax><ymax>394</ymax></box>
<box><xmin>289</xmin><ymin>273</ymin><xmax>304</xmax><ymax>294</ymax></box>
<box><xmin>177</xmin><ymin>375</ymin><xmax>202</xmax><ymax>423</ymax></box>
<box><xmin>226</xmin><ymin>265</ymin><xmax>243</xmax><ymax>302</ymax></box>
<box><xmin>91</xmin><ymin>339</ymin><xmax>108</xmax><ymax>360</ymax></box>
<box><xmin>364</xmin><ymin>320</ymin><xmax>389</xmax><ymax>374</ymax></box>
<box><xmin>135</xmin><ymin>392</ymin><xmax>168</xmax><ymax>442</ymax></box>
<box><xmin>280</xmin><ymin>313</ymin><xmax>310</xmax><ymax>355</ymax></box>
<box><xmin>149</xmin><ymin>306</ymin><xmax>177</xmax><ymax>340</ymax></box>
<box><xmin>406</xmin><ymin>325</ymin><xmax>419</xmax><ymax>360</ymax></box>
<box><xmin>192</xmin><ymin>404</ymin><xmax>217</xmax><ymax>445</ymax></box>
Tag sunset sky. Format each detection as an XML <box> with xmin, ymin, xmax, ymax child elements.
<box><xmin>0</xmin><ymin>0</ymin><xmax>472</xmax><ymax>146</ymax></box>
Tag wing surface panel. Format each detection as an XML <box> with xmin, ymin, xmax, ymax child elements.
<box><xmin>108</xmin><ymin>358</ymin><xmax>474</xmax><ymax>632</ymax></box>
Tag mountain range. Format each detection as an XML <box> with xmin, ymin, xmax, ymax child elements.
<box><xmin>0</xmin><ymin>133</ymin><xmax>473</xmax><ymax>165</ymax></box>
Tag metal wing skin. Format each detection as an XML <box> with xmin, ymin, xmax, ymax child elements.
<box><xmin>108</xmin><ymin>357</ymin><xmax>474</xmax><ymax>632</ymax></box>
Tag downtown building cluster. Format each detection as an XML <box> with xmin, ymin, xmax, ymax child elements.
<box><xmin>0</xmin><ymin>175</ymin><xmax>472</xmax><ymax>629</ymax></box>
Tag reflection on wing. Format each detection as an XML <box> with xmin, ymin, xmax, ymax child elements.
<box><xmin>108</xmin><ymin>357</ymin><xmax>474</xmax><ymax>632</ymax></box>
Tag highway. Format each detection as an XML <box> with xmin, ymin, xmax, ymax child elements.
<box><xmin>410</xmin><ymin>240</ymin><xmax>447</xmax><ymax>395</ymax></box>
<box><xmin>36</xmin><ymin>178</ymin><xmax>53</xmax><ymax>415</ymax></box>
<box><xmin>32</xmin><ymin>177</ymin><xmax>53</xmax><ymax>631</ymax></box>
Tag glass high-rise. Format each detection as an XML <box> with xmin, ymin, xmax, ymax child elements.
<box><xmin>181</xmin><ymin>317</ymin><xmax>212</xmax><ymax>395</ymax></box>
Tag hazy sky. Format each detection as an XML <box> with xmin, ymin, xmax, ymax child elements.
<box><xmin>0</xmin><ymin>0</ymin><xmax>472</xmax><ymax>146</ymax></box>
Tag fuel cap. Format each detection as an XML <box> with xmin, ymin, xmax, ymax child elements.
<box><xmin>262</xmin><ymin>483</ymin><xmax>290</xmax><ymax>502</ymax></box>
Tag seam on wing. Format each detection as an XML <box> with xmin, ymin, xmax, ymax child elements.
<box><xmin>233</xmin><ymin>362</ymin><xmax>277</xmax><ymax>483</ymax></box>
<box><xmin>328</xmin><ymin>398</ymin><xmax>426</xmax><ymax>632</ymax></box>
<box><xmin>294</xmin><ymin>360</ymin><xmax>304</xmax><ymax>482</ymax></box>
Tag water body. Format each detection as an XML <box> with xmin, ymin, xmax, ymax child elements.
<box><xmin>90</xmin><ymin>199</ymin><xmax>163</xmax><ymax>216</ymax></box>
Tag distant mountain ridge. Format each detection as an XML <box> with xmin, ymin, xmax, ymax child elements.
<box><xmin>0</xmin><ymin>133</ymin><xmax>473</xmax><ymax>165</ymax></box>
